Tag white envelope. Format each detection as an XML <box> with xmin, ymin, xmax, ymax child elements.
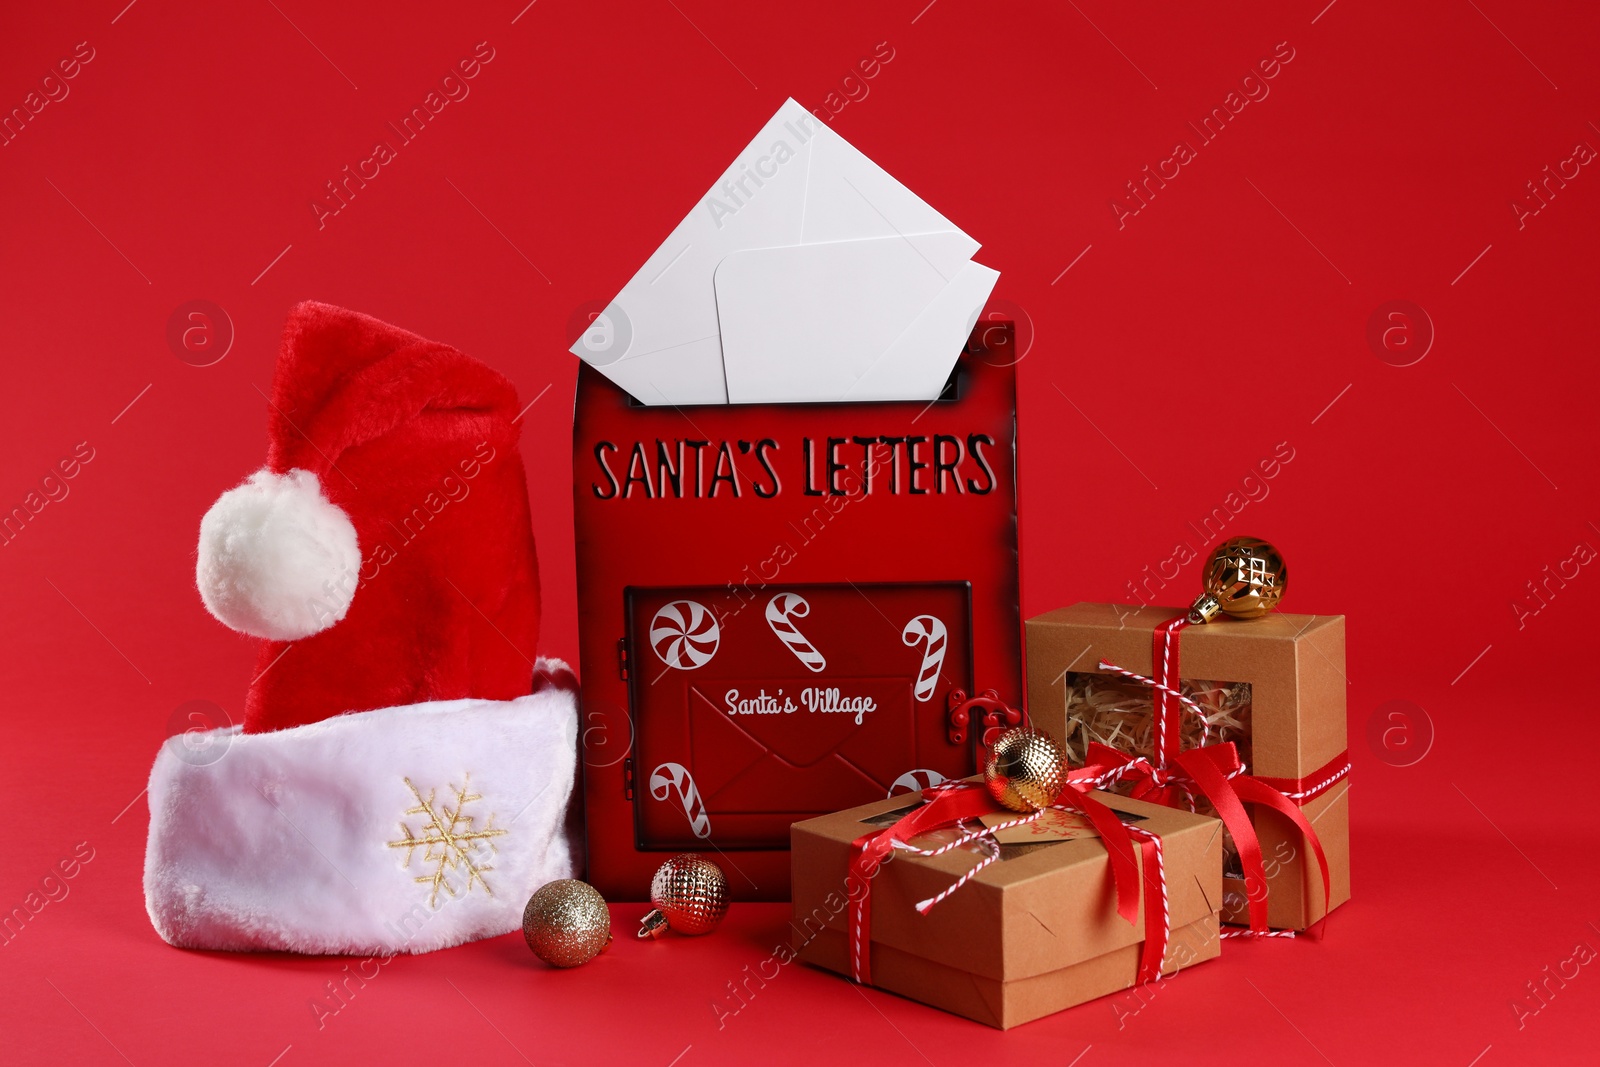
<box><xmin>572</xmin><ymin>99</ymin><xmax>998</xmax><ymax>405</ymax></box>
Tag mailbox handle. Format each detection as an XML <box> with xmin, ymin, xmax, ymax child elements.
<box><xmin>945</xmin><ymin>688</ymin><xmax>1023</xmax><ymax>748</ymax></box>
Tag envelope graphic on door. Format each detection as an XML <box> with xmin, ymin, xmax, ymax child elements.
<box><xmin>688</xmin><ymin>677</ymin><xmax>913</xmax><ymax>801</ymax></box>
<box><xmin>627</xmin><ymin>582</ymin><xmax>977</xmax><ymax>850</ymax></box>
<box><xmin>571</xmin><ymin>98</ymin><xmax>999</xmax><ymax>406</ymax></box>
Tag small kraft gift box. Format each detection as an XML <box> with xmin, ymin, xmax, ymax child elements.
<box><xmin>790</xmin><ymin>781</ymin><xmax>1223</xmax><ymax>1029</ymax></box>
<box><xmin>1025</xmin><ymin>603</ymin><xmax>1350</xmax><ymax>930</ymax></box>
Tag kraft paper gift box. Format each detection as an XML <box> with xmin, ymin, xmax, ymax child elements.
<box><xmin>1025</xmin><ymin>603</ymin><xmax>1351</xmax><ymax>930</ymax></box>
<box><xmin>790</xmin><ymin>785</ymin><xmax>1222</xmax><ymax>1030</ymax></box>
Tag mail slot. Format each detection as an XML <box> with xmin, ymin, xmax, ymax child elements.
<box><xmin>574</xmin><ymin>323</ymin><xmax>1022</xmax><ymax>901</ymax></box>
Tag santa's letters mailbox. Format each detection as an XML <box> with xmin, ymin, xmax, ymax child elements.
<box><xmin>574</xmin><ymin>323</ymin><xmax>1022</xmax><ymax>901</ymax></box>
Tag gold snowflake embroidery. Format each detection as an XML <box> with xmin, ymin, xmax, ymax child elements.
<box><xmin>386</xmin><ymin>775</ymin><xmax>509</xmax><ymax>908</ymax></box>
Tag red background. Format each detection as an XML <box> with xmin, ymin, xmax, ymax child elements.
<box><xmin>3</xmin><ymin>1</ymin><xmax>1597</xmax><ymax>1064</ymax></box>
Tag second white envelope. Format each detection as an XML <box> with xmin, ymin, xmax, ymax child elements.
<box><xmin>574</xmin><ymin>98</ymin><xmax>998</xmax><ymax>405</ymax></box>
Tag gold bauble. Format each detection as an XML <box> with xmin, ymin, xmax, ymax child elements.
<box><xmin>1188</xmin><ymin>536</ymin><xmax>1287</xmax><ymax>624</ymax></box>
<box><xmin>984</xmin><ymin>726</ymin><xmax>1067</xmax><ymax>812</ymax></box>
<box><xmin>522</xmin><ymin>879</ymin><xmax>612</xmax><ymax>967</ymax></box>
<box><xmin>637</xmin><ymin>854</ymin><xmax>729</xmax><ymax>938</ymax></box>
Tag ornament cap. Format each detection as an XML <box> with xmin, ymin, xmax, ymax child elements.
<box><xmin>1187</xmin><ymin>593</ymin><xmax>1222</xmax><ymax>625</ymax></box>
<box><xmin>1193</xmin><ymin>536</ymin><xmax>1287</xmax><ymax>621</ymax></box>
<box><xmin>637</xmin><ymin>909</ymin><xmax>670</xmax><ymax>939</ymax></box>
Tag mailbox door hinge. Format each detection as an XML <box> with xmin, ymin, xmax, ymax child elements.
<box><xmin>617</xmin><ymin>637</ymin><xmax>630</xmax><ymax>681</ymax></box>
<box><xmin>623</xmin><ymin>757</ymin><xmax>634</xmax><ymax>801</ymax></box>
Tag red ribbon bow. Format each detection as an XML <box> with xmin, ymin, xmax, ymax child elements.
<box><xmin>1081</xmin><ymin>739</ymin><xmax>1337</xmax><ymax>936</ymax></box>
<box><xmin>846</xmin><ymin>778</ymin><xmax>1169</xmax><ymax>988</ymax></box>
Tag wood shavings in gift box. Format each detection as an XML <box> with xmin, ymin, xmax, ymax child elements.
<box><xmin>1059</xmin><ymin>673</ymin><xmax>1253</xmax><ymax>767</ymax></box>
<box><xmin>1060</xmin><ymin>672</ymin><xmax>1254</xmax><ymax>875</ymax></box>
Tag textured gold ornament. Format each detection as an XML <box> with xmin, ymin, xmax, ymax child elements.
<box><xmin>522</xmin><ymin>879</ymin><xmax>612</xmax><ymax>968</ymax></box>
<box><xmin>1188</xmin><ymin>536</ymin><xmax>1287</xmax><ymax>624</ymax></box>
<box><xmin>637</xmin><ymin>854</ymin><xmax>729</xmax><ymax>938</ymax></box>
<box><xmin>984</xmin><ymin>726</ymin><xmax>1067</xmax><ymax>812</ymax></box>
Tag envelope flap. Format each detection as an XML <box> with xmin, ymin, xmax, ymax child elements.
<box><xmin>802</xmin><ymin>125</ymin><xmax>978</xmax><ymax>249</ymax></box>
<box><xmin>687</xmin><ymin>681</ymin><xmax>867</xmax><ymax>769</ymax></box>
<box><xmin>840</xmin><ymin>260</ymin><xmax>999</xmax><ymax>403</ymax></box>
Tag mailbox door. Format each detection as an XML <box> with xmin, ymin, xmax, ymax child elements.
<box><xmin>626</xmin><ymin>581</ymin><xmax>974</xmax><ymax>850</ymax></box>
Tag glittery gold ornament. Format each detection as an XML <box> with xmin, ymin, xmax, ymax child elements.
<box><xmin>637</xmin><ymin>854</ymin><xmax>729</xmax><ymax>938</ymax></box>
<box><xmin>1187</xmin><ymin>536</ymin><xmax>1287</xmax><ymax>624</ymax></box>
<box><xmin>984</xmin><ymin>726</ymin><xmax>1067</xmax><ymax>812</ymax></box>
<box><xmin>522</xmin><ymin>879</ymin><xmax>612</xmax><ymax>967</ymax></box>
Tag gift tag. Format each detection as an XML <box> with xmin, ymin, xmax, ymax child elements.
<box><xmin>981</xmin><ymin>807</ymin><xmax>1135</xmax><ymax>845</ymax></box>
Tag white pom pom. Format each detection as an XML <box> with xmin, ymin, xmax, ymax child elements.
<box><xmin>196</xmin><ymin>468</ymin><xmax>360</xmax><ymax>641</ymax></box>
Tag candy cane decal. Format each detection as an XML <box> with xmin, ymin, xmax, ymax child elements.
<box><xmin>888</xmin><ymin>768</ymin><xmax>948</xmax><ymax>798</ymax></box>
<box><xmin>765</xmin><ymin>592</ymin><xmax>826</xmax><ymax>672</ymax></box>
<box><xmin>901</xmin><ymin>614</ymin><xmax>948</xmax><ymax>702</ymax></box>
<box><xmin>649</xmin><ymin>762</ymin><xmax>711</xmax><ymax>840</ymax></box>
<box><xmin>650</xmin><ymin>599</ymin><xmax>720</xmax><ymax>670</ymax></box>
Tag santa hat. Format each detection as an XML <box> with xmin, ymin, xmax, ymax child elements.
<box><xmin>144</xmin><ymin>302</ymin><xmax>580</xmax><ymax>954</ymax></box>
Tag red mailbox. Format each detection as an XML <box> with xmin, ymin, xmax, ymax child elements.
<box><xmin>574</xmin><ymin>323</ymin><xmax>1022</xmax><ymax>901</ymax></box>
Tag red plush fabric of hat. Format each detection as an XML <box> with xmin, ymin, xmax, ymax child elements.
<box><xmin>194</xmin><ymin>301</ymin><xmax>542</xmax><ymax>732</ymax></box>
<box><xmin>145</xmin><ymin>303</ymin><xmax>580</xmax><ymax>955</ymax></box>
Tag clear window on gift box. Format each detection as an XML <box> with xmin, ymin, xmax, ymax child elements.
<box><xmin>1060</xmin><ymin>672</ymin><xmax>1254</xmax><ymax>877</ymax></box>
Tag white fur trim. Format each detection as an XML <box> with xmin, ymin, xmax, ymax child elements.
<box><xmin>144</xmin><ymin>683</ymin><xmax>580</xmax><ymax>955</ymax></box>
<box><xmin>196</xmin><ymin>468</ymin><xmax>360</xmax><ymax>641</ymax></box>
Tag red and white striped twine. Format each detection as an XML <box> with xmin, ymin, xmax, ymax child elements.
<box><xmin>1079</xmin><ymin>752</ymin><xmax>1204</xmax><ymax>812</ymax></box>
<box><xmin>890</xmin><ymin>811</ymin><xmax>1047</xmax><ymax>914</ymax></box>
<box><xmin>1156</xmin><ymin>626</ymin><xmax>1174</xmax><ymax>760</ymax></box>
<box><xmin>1276</xmin><ymin>759</ymin><xmax>1351</xmax><ymax>802</ymax></box>
<box><xmin>849</xmin><ymin>841</ymin><xmax>870</xmax><ymax>981</ymax></box>
<box><xmin>1097</xmin><ymin>658</ymin><xmax>1215</xmax><ymax>747</ymax></box>
<box><xmin>1221</xmin><ymin>926</ymin><xmax>1298</xmax><ymax>939</ymax></box>
<box><xmin>1127</xmin><ymin>825</ymin><xmax>1168</xmax><ymax>980</ymax></box>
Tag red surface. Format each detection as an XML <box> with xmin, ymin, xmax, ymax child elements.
<box><xmin>2</xmin><ymin>1</ymin><xmax>1596</xmax><ymax>1064</ymax></box>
